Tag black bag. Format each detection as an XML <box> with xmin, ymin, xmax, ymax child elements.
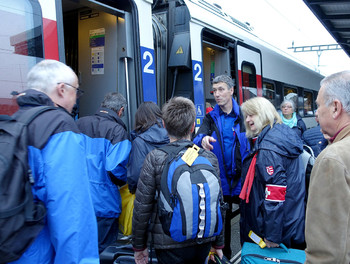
<box><xmin>0</xmin><ymin>106</ymin><xmax>56</xmax><ymax>263</ymax></box>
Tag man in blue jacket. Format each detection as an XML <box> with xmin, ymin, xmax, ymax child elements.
<box><xmin>76</xmin><ymin>92</ymin><xmax>131</xmax><ymax>253</ymax></box>
<box><xmin>193</xmin><ymin>75</ymin><xmax>250</xmax><ymax>258</ymax></box>
<box><xmin>10</xmin><ymin>60</ymin><xmax>99</xmax><ymax>264</ymax></box>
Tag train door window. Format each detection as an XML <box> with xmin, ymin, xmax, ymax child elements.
<box><xmin>304</xmin><ymin>90</ymin><xmax>314</xmax><ymax>116</ymax></box>
<box><xmin>263</xmin><ymin>81</ymin><xmax>275</xmax><ymax>106</ymax></box>
<box><xmin>283</xmin><ymin>86</ymin><xmax>298</xmax><ymax>110</ymax></box>
<box><xmin>0</xmin><ymin>0</ymin><xmax>43</xmax><ymax>115</ymax></box>
<box><xmin>242</xmin><ymin>62</ymin><xmax>256</xmax><ymax>101</ymax></box>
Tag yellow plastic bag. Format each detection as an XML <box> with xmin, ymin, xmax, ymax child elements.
<box><xmin>119</xmin><ymin>184</ymin><xmax>135</xmax><ymax>236</ymax></box>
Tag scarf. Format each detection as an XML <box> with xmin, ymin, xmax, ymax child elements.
<box><xmin>281</xmin><ymin>112</ymin><xmax>297</xmax><ymax>128</ymax></box>
<box><xmin>239</xmin><ymin>152</ymin><xmax>258</xmax><ymax>203</ymax></box>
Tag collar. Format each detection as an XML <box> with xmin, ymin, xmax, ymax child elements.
<box><xmin>329</xmin><ymin>125</ymin><xmax>348</xmax><ymax>143</ymax></box>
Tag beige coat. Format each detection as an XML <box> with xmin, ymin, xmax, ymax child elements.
<box><xmin>305</xmin><ymin>125</ymin><xmax>350</xmax><ymax>264</ymax></box>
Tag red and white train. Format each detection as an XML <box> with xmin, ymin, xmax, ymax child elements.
<box><xmin>0</xmin><ymin>0</ymin><xmax>324</xmax><ymax>129</ymax></box>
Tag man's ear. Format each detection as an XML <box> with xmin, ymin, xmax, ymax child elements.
<box><xmin>332</xmin><ymin>99</ymin><xmax>342</xmax><ymax>119</ymax></box>
<box><xmin>190</xmin><ymin>122</ymin><xmax>195</xmax><ymax>133</ymax></box>
<box><xmin>56</xmin><ymin>83</ymin><xmax>65</xmax><ymax>98</ymax></box>
<box><xmin>118</xmin><ymin>106</ymin><xmax>124</xmax><ymax>117</ymax></box>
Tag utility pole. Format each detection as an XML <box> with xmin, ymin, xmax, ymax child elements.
<box><xmin>288</xmin><ymin>43</ymin><xmax>342</xmax><ymax>71</ymax></box>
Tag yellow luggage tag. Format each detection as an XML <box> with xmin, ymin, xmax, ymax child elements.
<box><xmin>181</xmin><ymin>144</ymin><xmax>200</xmax><ymax>166</ymax></box>
<box><xmin>248</xmin><ymin>230</ymin><xmax>266</xmax><ymax>248</ymax></box>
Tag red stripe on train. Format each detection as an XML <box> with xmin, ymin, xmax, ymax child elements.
<box><xmin>43</xmin><ymin>18</ymin><xmax>59</xmax><ymax>60</ymax></box>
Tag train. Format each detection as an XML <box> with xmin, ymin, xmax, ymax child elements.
<box><xmin>0</xmin><ymin>0</ymin><xmax>324</xmax><ymax>130</ymax></box>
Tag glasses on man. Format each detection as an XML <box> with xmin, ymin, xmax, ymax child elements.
<box><xmin>57</xmin><ymin>82</ymin><xmax>84</xmax><ymax>98</ymax></box>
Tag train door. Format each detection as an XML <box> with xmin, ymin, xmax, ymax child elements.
<box><xmin>60</xmin><ymin>0</ymin><xmax>155</xmax><ymax>131</ymax></box>
<box><xmin>236</xmin><ymin>41</ymin><xmax>262</xmax><ymax>104</ymax></box>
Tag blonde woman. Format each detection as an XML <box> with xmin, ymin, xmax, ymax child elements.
<box><xmin>239</xmin><ymin>97</ymin><xmax>306</xmax><ymax>249</ymax></box>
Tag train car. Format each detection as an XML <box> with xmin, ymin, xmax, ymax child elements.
<box><xmin>0</xmin><ymin>0</ymin><xmax>324</xmax><ymax>130</ymax></box>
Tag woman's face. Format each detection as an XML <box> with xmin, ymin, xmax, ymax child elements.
<box><xmin>281</xmin><ymin>103</ymin><xmax>294</xmax><ymax>118</ymax></box>
<box><xmin>246</xmin><ymin>114</ymin><xmax>259</xmax><ymax>135</ymax></box>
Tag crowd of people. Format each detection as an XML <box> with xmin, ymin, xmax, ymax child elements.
<box><xmin>8</xmin><ymin>59</ymin><xmax>349</xmax><ymax>264</ymax></box>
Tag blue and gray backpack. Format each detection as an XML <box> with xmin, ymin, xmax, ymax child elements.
<box><xmin>158</xmin><ymin>143</ymin><xmax>223</xmax><ymax>242</ymax></box>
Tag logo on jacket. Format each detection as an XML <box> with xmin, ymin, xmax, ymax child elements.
<box><xmin>266</xmin><ymin>166</ymin><xmax>274</xmax><ymax>175</ymax></box>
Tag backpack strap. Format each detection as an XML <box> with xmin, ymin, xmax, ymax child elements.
<box><xmin>16</xmin><ymin>106</ymin><xmax>57</xmax><ymax>125</ymax></box>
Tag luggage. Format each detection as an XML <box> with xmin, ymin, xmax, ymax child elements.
<box><xmin>158</xmin><ymin>143</ymin><xmax>223</xmax><ymax>242</ymax></box>
<box><xmin>100</xmin><ymin>243</ymin><xmax>158</xmax><ymax>264</ymax></box>
<box><xmin>0</xmin><ymin>106</ymin><xmax>56</xmax><ymax>263</ymax></box>
<box><xmin>241</xmin><ymin>242</ymin><xmax>306</xmax><ymax>264</ymax></box>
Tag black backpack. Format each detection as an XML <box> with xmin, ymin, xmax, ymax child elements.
<box><xmin>0</xmin><ymin>106</ymin><xmax>56</xmax><ymax>263</ymax></box>
<box><xmin>158</xmin><ymin>143</ymin><xmax>223</xmax><ymax>242</ymax></box>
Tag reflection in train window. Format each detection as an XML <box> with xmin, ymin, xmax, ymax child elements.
<box><xmin>304</xmin><ymin>90</ymin><xmax>314</xmax><ymax>116</ymax></box>
<box><xmin>242</xmin><ymin>62</ymin><xmax>256</xmax><ymax>102</ymax></box>
<box><xmin>284</xmin><ymin>86</ymin><xmax>298</xmax><ymax>110</ymax></box>
<box><xmin>263</xmin><ymin>82</ymin><xmax>275</xmax><ymax>105</ymax></box>
<box><xmin>0</xmin><ymin>0</ymin><xmax>43</xmax><ymax>115</ymax></box>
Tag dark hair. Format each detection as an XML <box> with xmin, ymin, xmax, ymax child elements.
<box><xmin>162</xmin><ymin>97</ymin><xmax>196</xmax><ymax>139</ymax></box>
<box><xmin>134</xmin><ymin>101</ymin><xmax>162</xmax><ymax>133</ymax></box>
<box><xmin>101</xmin><ymin>92</ymin><xmax>127</xmax><ymax>113</ymax></box>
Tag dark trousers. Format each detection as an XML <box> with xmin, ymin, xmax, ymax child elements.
<box><xmin>223</xmin><ymin>195</ymin><xmax>240</xmax><ymax>259</ymax></box>
<box><xmin>97</xmin><ymin>217</ymin><xmax>119</xmax><ymax>253</ymax></box>
<box><xmin>155</xmin><ymin>242</ymin><xmax>212</xmax><ymax>264</ymax></box>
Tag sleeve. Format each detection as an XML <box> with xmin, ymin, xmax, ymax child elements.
<box><xmin>43</xmin><ymin>131</ymin><xmax>99</xmax><ymax>263</ymax></box>
<box><xmin>299</xmin><ymin>119</ymin><xmax>307</xmax><ymax>135</ymax></box>
<box><xmin>106</xmin><ymin>130</ymin><xmax>132</xmax><ymax>181</ymax></box>
<box><xmin>305</xmin><ymin>156</ymin><xmax>350</xmax><ymax>264</ymax></box>
<box><xmin>127</xmin><ymin>138</ymin><xmax>149</xmax><ymax>193</ymax></box>
<box><xmin>256</xmin><ymin>150</ymin><xmax>287</xmax><ymax>244</ymax></box>
<box><xmin>132</xmin><ymin>152</ymin><xmax>158</xmax><ymax>250</ymax></box>
<box><xmin>193</xmin><ymin>115</ymin><xmax>212</xmax><ymax>147</ymax></box>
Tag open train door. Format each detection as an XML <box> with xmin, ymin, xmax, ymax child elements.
<box><xmin>236</xmin><ymin>41</ymin><xmax>262</xmax><ymax>105</ymax></box>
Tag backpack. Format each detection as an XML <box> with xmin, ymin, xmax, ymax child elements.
<box><xmin>158</xmin><ymin>143</ymin><xmax>223</xmax><ymax>242</ymax></box>
<box><xmin>300</xmin><ymin>144</ymin><xmax>316</xmax><ymax>201</ymax></box>
<box><xmin>0</xmin><ymin>106</ymin><xmax>56</xmax><ymax>263</ymax></box>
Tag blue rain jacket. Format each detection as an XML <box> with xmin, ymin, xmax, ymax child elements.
<box><xmin>193</xmin><ymin>99</ymin><xmax>250</xmax><ymax>196</ymax></box>
<box><xmin>10</xmin><ymin>89</ymin><xmax>99</xmax><ymax>264</ymax></box>
<box><xmin>240</xmin><ymin>123</ymin><xmax>305</xmax><ymax>247</ymax></box>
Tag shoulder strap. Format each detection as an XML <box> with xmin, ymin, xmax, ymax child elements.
<box><xmin>158</xmin><ymin>143</ymin><xmax>192</xmax><ymax>161</ymax></box>
<box><xmin>16</xmin><ymin>106</ymin><xmax>57</xmax><ymax>125</ymax></box>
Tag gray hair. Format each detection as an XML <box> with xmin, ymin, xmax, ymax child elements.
<box><xmin>320</xmin><ymin>70</ymin><xmax>350</xmax><ymax>113</ymax></box>
<box><xmin>280</xmin><ymin>99</ymin><xmax>296</xmax><ymax>112</ymax></box>
<box><xmin>212</xmin><ymin>75</ymin><xmax>234</xmax><ymax>89</ymax></box>
<box><xmin>101</xmin><ymin>92</ymin><xmax>127</xmax><ymax>113</ymax></box>
<box><xmin>27</xmin><ymin>60</ymin><xmax>76</xmax><ymax>94</ymax></box>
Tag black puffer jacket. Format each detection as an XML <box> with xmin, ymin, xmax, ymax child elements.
<box><xmin>132</xmin><ymin>140</ymin><xmax>225</xmax><ymax>250</ymax></box>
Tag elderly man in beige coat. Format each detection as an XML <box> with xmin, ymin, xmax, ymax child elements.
<box><xmin>305</xmin><ymin>70</ymin><xmax>350</xmax><ymax>264</ymax></box>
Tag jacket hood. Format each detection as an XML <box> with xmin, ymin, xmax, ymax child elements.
<box><xmin>257</xmin><ymin>123</ymin><xmax>303</xmax><ymax>158</ymax></box>
<box><xmin>16</xmin><ymin>89</ymin><xmax>55</xmax><ymax>107</ymax></box>
<box><xmin>131</xmin><ymin>123</ymin><xmax>169</xmax><ymax>146</ymax></box>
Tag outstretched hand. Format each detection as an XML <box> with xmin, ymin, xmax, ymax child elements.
<box><xmin>202</xmin><ymin>136</ymin><xmax>216</xmax><ymax>151</ymax></box>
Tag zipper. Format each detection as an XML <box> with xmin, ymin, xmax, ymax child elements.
<box><xmin>243</xmin><ymin>254</ymin><xmax>303</xmax><ymax>264</ymax></box>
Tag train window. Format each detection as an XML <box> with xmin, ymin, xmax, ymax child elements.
<box><xmin>303</xmin><ymin>90</ymin><xmax>314</xmax><ymax>116</ymax></box>
<box><xmin>0</xmin><ymin>0</ymin><xmax>43</xmax><ymax>115</ymax></box>
<box><xmin>283</xmin><ymin>86</ymin><xmax>298</xmax><ymax>110</ymax></box>
<box><xmin>242</xmin><ymin>62</ymin><xmax>257</xmax><ymax>101</ymax></box>
<box><xmin>263</xmin><ymin>82</ymin><xmax>275</xmax><ymax>104</ymax></box>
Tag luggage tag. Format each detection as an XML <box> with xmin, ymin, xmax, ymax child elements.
<box><xmin>181</xmin><ymin>144</ymin><xmax>200</xmax><ymax>166</ymax></box>
<box><xmin>248</xmin><ymin>230</ymin><xmax>266</xmax><ymax>248</ymax></box>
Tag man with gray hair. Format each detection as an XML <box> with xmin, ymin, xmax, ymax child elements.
<box><xmin>193</xmin><ymin>75</ymin><xmax>249</xmax><ymax>258</ymax></box>
<box><xmin>305</xmin><ymin>70</ymin><xmax>350</xmax><ymax>263</ymax></box>
<box><xmin>76</xmin><ymin>92</ymin><xmax>131</xmax><ymax>253</ymax></box>
<box><xmin>9</xmin><ymin>59</ymin><xmax>99</xmax><ymax>263</ymax></box>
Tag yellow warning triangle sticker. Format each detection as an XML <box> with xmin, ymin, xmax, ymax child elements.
<box><xmin>176</xmin><ymin>46</ymin><xmax>184</xmax><ymax>54</ymax></box>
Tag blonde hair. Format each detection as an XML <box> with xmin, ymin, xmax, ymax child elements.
<box><xmin>241</xmin><ymin>97</ymin><xmax>282</xmax><ymax>138</ymax></box>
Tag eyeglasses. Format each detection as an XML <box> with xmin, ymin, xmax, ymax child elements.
<box><xmin>58</xmin><ymin>82</ymin><xmax>84</xmax><ymax>97</ymax></box>
<box><xmin>281</xmin><ymin>105</ymin><xmax>292</xmax><ymax>109</ymax></box>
